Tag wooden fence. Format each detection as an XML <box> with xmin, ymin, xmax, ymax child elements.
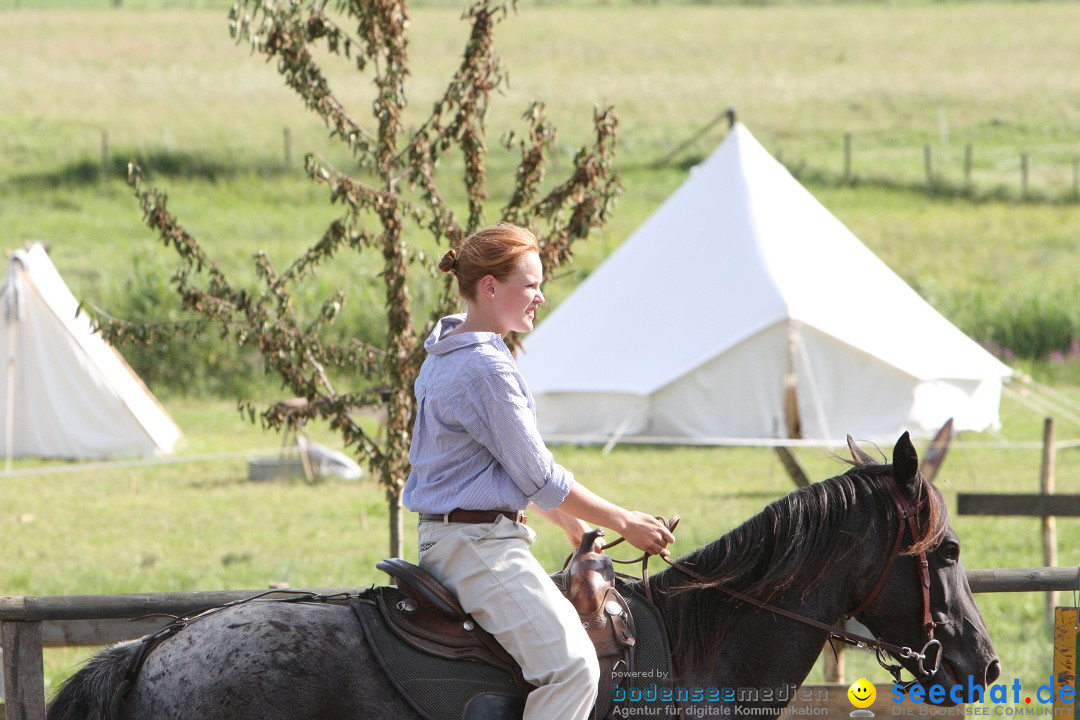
<box><xmin>2</xmin><ymin>568</ymin><xmax>1079</xmax><ymax>720</ymax></box>
<box><xmin>34</xmin><ymin>122</ymin><xmax>1080</xmax><ymax>206</ymax></box>
<box><xmin>0</xmin><ymin>587</ymin><xmax>364</xmax><ymax>720</ymax></box>
<box><xmin>836</xmin><ymin>133</ymin><xmax>1080</xmax><ymax>201</ymax></box>
<box><xmin>956</xmin><ymin>418</ymin><xmax>1076</xmax><ymax>626</ymax></box>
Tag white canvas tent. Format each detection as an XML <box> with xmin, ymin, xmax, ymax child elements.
<box><xmin>1</xmin><ymin>243</ymin><xmax>181</xmax><ymax>461</ymax></box>
<box><xmin>517</xmin><ymin>123</ymin><xmax>1013</xmax><ymax>445</ymax></box>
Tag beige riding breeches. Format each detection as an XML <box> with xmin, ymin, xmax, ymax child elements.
<box><xmin>417</xmin><ymin>516</ymin><xmax>600</xmax><ymax>720</ymax></box>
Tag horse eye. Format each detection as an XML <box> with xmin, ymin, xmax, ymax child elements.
<box><xmin>938</xmin><ymin>542</ymin><xmax>960</xmax><ymax>563</ymax></box>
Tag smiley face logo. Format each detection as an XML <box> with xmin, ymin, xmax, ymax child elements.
<box><xmin>848</xmin><ymin>678</ymin><xmax>876</xmax><ymax>709</ymax></box>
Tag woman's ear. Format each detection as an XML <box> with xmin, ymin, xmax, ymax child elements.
<box><xmin>480</xmin><ymin>275</ymin><xmax>496</xmax><ymax>299</ymax></box>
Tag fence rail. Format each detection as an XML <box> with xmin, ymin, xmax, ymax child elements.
<box><xmin>2</xmin><ymin>569</ymin><xmax>1079</xmax><ymax>720</ymax></box>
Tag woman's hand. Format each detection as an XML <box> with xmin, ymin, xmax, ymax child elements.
<box><xmin>554</xmin><ymin>483</ymin><xmax>675</xmax><ymax>556</ymax></box>
<box><xmin>617</xmin><ymin>511</ymin><xmax>674</xmax><ymax>557</ymax></box>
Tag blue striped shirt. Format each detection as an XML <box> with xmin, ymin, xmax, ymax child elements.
<box><xmin>403</xmin><ymin>314</ymin><xmax>575</xmax><ymax>514</ymax></box>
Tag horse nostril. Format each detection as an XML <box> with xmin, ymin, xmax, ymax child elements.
<box><xmin>985</xmin><ymin>659</ymin><xmax>1002</xmax><ymax>685</ymax></box>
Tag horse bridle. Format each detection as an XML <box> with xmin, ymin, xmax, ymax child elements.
<box><xmin>617</xmin><ymin>474</ymin><xmax>945</xmax><ymax>687</ymax></box>
<box><xmin>845</xmin><ymin>473</ymin><xmax>943</xmax><ymax>683</ymax></box>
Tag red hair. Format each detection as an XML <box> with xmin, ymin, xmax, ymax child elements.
<box><xmin>439</xmin><ymin>223</ymin><xmax>540</xmax><ymax>300</ymax></box>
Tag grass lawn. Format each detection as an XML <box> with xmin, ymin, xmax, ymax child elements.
<box><xmin>5</xmin><ymin>389</ymin><xmax>1080</xmax><ymax>695</ymax></box>
<box><xmin>2</xmin><ymin>0</ymin><xmax>1080</xmax><ymax>705</ymax></box>
<box><xmin>2</xmin><ymin>3</ymin><xmax>1079</xmax><ymax>372</ymax></box>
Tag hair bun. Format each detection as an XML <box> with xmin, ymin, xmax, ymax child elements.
<box><xmin>438</xmin><ymin>249</ymin><xmax>458</xmax><ymax>274</ymax></box>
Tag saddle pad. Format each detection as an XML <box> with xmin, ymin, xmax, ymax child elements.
<box><xmin>352</xmin><ymin>578</ymin><xmax>676</xmax><ymax>720</ymax></box>
<box><xmin>353</xmin><ymin>598</ymin><xmax>523</xmax><ymax>720</ymax></box>
<box><xmin>617</xmin><ymin>578</ymin><xmax>679</xmax><ymax>715</ymax></box>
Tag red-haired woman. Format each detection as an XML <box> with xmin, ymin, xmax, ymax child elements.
<box><xmin>404</xmin><ymin>222</ymin><xmax>674</xmax><ymax>720</ymax></box>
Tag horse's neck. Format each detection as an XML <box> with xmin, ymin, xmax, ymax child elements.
<box><xmin>710</xmin><ymin>582</ymin><xmax>850</xmax><ymax>688</ymax></box>
<box><xmin>652</xmin><ymin>561</ymin><xmax>856</xmax><ymax>690</ymax></box>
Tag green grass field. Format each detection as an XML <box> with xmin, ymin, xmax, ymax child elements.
<box><xmin>6</xmin><ymin>394</ymin><xmax>1080</xmax><ymax>697</ymax></box>
<box><xmin>2</xmin><ymin>0</ymin><xmax>1080</xmax><ymax>706</ymax></box>
<box><xmin>3</xmin><ymin>2</ymin><xmax>1080</xmax><ymax>380</ymax></box>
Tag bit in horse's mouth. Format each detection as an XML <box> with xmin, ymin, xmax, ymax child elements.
<box><xmin>921</xmin><ymin>660</ymin><xmax>963</xmax><ymax>706</ymax></box>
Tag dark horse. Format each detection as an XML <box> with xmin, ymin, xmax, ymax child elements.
<box><xmin>47</xmin><ymin>430</ymin><xmax>998</xmax><ymax>720</ymax></box>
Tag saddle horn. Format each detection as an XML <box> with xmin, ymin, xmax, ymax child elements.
<box><xmin>568</xmin><ymin>528</ymin><xmax>615</xmax><ymax>615</ymax></box>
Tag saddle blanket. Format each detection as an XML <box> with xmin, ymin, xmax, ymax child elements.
<box><xmin>353</xmin><ymin>578</ymin><xmax>677</xmax><ymax>720</ymax></box>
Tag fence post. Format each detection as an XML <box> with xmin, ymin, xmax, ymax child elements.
<box><xmin>843</xmin><ymin>133</ymin><xmax>852</xmax><ymax>184</ymax></box>
<box><xmin>923</xmin><ymin>144</ymin><xmax>933</xmax><ymax>187</ymax></box>
<box><xmin>100</xmin><ymin>130</ymin><xmax>110</xmax><ymax>179</ymax></box>
<box><xmin>964</xmin><ymin>143</ymin><xmax>973</xmax><ymax>188</ymax></box>
<box><xmin>1072</xmin><ymin>156</ymin><xmax>1079</xmax><ymax>200</ymax></box>
<box><xmin>1021</xmin><ymin>152</ymin><xmax>1030</xmax><ymax>199</ymax></box>
<box><xmin>823</xmin><ymin>633</ymin><xmax>845</xmax><ymax>684</ymax></box>
<box><xmin>283</xmin><ymin>127</ymin><xmax>292</xmax><ymax>171</ymax></box>
<box><xmin>1</xmin><ymin>620</ymin><xmax>46</xmax><ymax>720</ymax></box>
<box><xmin>1041</xmin><ymin>417</ymin><xmax>1058</xmax><ymax>627</ymax></box>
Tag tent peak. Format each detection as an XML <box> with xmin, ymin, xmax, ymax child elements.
<box><xmin>725</xmin><ymin>107</ymin><xmax>738</xmax><ymax>129</ymax></box>
<box><xmin>2</xmin><ymin>244</ymin><xmax>182</xmax><ymax>460</ymax></box>
<box><xmin>518</xmin><ymin>121</ymin><xmax>1009</xmax><ymax>445</ymax></box>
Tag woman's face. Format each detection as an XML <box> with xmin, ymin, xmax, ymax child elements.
<box><xmin>490</xmin><ymin>251</ymin><xmax>545</xmax><ymax>335</ymax></box>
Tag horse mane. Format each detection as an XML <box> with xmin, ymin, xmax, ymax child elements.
<box><xmin>650</xmin><ymin>461</ymin><xmax>946</xmax><ymax>678</ymax></box>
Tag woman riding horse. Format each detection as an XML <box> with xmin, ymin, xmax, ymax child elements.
<box><xmin>404</xmin><ymin>222</ymin><xmax>675</xmax><ymax>720</ymax></box>
<box><xmin>46</xmin><ymin>427</ymin><xmax>999</xmax><ymax>720</ymax></box>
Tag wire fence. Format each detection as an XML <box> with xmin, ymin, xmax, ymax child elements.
<box><xmin>793</xmin><ymin>133</ymin><xmax>1080</xmax><ymax>204</ymax></box>
<box><xmin>17</xmin><ymin>122</ymin><xmax>1080</xmax><ymax>207</ymax></box>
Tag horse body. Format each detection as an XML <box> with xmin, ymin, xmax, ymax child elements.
<box><xmin>47</xmin><ymin>432</ymin><xmax>999</xmax><ymax>720</ymax></box>
<box><xmin>128</xmin><ymin>603</ymin><xmax>403</xmax><ymax>720</ymax></box>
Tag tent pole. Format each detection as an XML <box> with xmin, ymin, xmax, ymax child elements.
<box><xmin>602</xmin><ymin>415</ymin><xmax>635</xmax><ymax>456</ymax></box>
<box><xmin>774</xmin><ymin>446</ymin><xmax>810</xmax><ymax>489</ymax></box>
<box><xmin>774</xmin><ymin>324</ymin><xmax>809</xmax><ymax>488</ymax></box>
<box><xmin>6</xmin><ymin>312</ymin><xmax>16</xmax><ymax>472</ymax></box>
<box><xmin>790</xmin><ymin>323</ymin><xmax>833</xmax><ymax>440</ymax></box>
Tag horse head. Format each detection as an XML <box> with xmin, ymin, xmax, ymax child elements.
<box><xmin>847</xmin><ymin>423</ymin><xmax>1000</xmax><ymax>703</ymax></box>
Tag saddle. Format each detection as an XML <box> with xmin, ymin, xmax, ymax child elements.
<box><xmin>353</xmin><ymin>528</ymin><xmax>672</xmax><ymax>720</ymax></box>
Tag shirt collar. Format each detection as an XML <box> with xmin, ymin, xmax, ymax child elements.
<box><xmin>425</xmin><ymin>314</ymin><xmax>506</xmax><ymax>356</ymax></box>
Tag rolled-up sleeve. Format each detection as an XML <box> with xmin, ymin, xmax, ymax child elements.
<box><xmin>458</xmin><ymin>370</ymin><xmax>574</xmax><ymax>511</ymax></box>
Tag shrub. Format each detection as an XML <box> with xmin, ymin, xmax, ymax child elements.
<box><xmin>939</xmin><ymin>287</ymin><xmax>1080</xmax><ymax>363</ymax></box>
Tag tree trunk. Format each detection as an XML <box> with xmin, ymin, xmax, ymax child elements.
<box><xmin>388</xmin><ymin>488</ymin><xmax>405</xmax><ymax>559</ymax></box>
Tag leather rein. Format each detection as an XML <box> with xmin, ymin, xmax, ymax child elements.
<box><xmin>605</xmin><ymin>474</ymin><xmax>944</xmax><ymax>685</ymax></box>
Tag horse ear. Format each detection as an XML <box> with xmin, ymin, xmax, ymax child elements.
<box><xmin>892</xmin><ymin>431</ymin><xmax>919</xmax><ymax>489</ymax></box>
<box><xmin>920</xmin><ymin>418</ymin><xmax>955</xmax><ymax>484</ymax></box>
<box><xmin>847</xmin><ymin>435</ymin><xmax>876</xmax><ymax>466</ymax></box>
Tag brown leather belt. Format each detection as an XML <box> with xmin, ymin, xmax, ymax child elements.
<box><xmin>418</xmin><ymin>509</ymin><xmax>527</xmax><ymax>525</ymax></box>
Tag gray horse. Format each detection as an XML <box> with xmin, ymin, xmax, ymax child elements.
<box><xmin>47</xmin><ymin>430</ymin><xmax>999</xmax><ymax>720</ymax></box>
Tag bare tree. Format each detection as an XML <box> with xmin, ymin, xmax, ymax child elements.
<box><xmin>94</xmin><ymin>0</ymin><xmax>619</xmax><ymax>556</ymax></box>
